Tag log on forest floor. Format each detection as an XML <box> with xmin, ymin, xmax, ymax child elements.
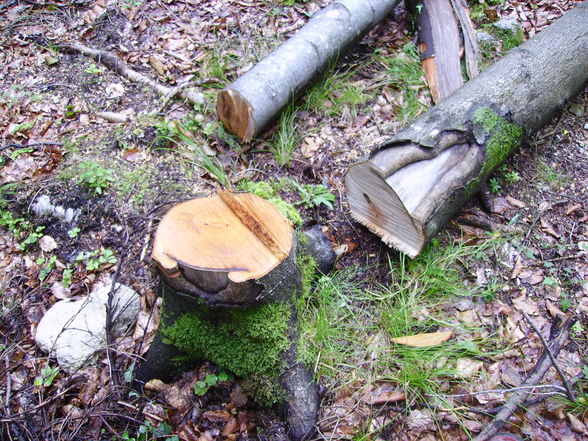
<box><xmin>136</xmin><ymin>191</ymin><xmax>335</xmax><ymax>441</ymax></box>
<box><xmin>217</xmin><ymin>0</ymin><xmax>401</xmax><ymax>141</ymax></box>
<box><xmin>345</xmin><ymin>1</ymin><xmax>588</xmax><ymax>258</ymax></box>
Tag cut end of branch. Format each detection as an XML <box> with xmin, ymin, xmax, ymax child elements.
<box><xmin>217</xmin><ymin>89</ymin><xmax>255</xmax><ymax>142</ymax></box>
<box><xmin>345</xmin><ymin>162</ymin><xmax>425</xmax><ymax>258</ymax></box>
<box><xmin>152</xmin><ymin>192</ymin><xmax>293</xmax><ymax>283</ymax></box>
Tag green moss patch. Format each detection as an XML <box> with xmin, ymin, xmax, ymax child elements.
<box><xmin>163</xmin><ymin>302</ymin><xmax>291</xmax><ymax>378</ymax></box>
<box><xmin>474</xmin><ymin>107</ymin><xmax>523</xmax><ymax>176</ymax></box>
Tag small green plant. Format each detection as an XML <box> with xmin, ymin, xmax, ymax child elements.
<box><xmin>154</xmin><ymin>118</ymin><xmax>230</xmax><ymax>187</ymax></box>
<box><xmin>487</xmin><ymin>23</ymin><xmax>524</xmax><ymax>53</ymax></box>
<box><xmin>380</xmin><ymin>42</ymin><xmax>429</xmax><ymax>122</ymax></box>
<box><xmin>61</xmin><ymin>267</ymin><xmax>73</xmax><ymax>287</ymax></box>
<box><xmin>76</xmin><ymin>248</ymin><xmax>117</xmax><ymax>271</ymax></box>
<box><xmin>287</xmin><ymin>180</ymin><xmax>336</xmax><ymax>209</ymax></box>
<box><xmin>9</xmin><ymin>119</ymin><xmax>36</xmax><ymax>136</ymax></box>
<box><xmin>114</xmin><ymin>420</ymin><xmax>178</xmax><ymax>441</ymax></box>
<box><xmin>304</xmin><ymin>63</ymin><xmax>369</xmax><ymax>118</ymax></box>
<box><xmin>536</xmin><ymin>160</ymin><xmax>566</xmax><ymax>188</ymax></box>
<box><xmin>78</xmin><ymin>161</ymin><xmax>114</xmax><ymax>195</ymax></box>
<box><xmin>34</xmin><ymin>364</ymin><xmax>60</xmax><ymax>388</ymax></box>
<box><xmin>270</xmin><ymin>105</ymin><xmax>299</xmax><ymax>167</ymax></box>
<box><xmin>488</xmin><ymin>177</ymin><xmax>502</xmax><ymax>193</ymax></box>
<box><xmin>20</xmin><ymin>225</ymin><xmax>45</xmax><ymax>249</ymax></box>
<box><xmin>9</xmin><ymin>147</ymin><xmax>33</xmax><ymax>159</ymax></box>
<box><xmin>237</xmin><ymin>179</ymin><xmax>302</xmax><ymax>226</ymax></box>
<box><xmin>38</xmin><ymin>256</ymin><xmax>57</xmax><ymax>281</ymax></box>
<box><xmin>193</xmin><ymin>371</ymin><xmax>232</xmax><ymax>396</ymax></box>
<box><xmin>85</xmin><ymin>63</ymin><xmax>103</xmax><ymax>74</ymax></box>
<box><xmin>0</xmin><ymin>208</ymin><xmax>45</xmax><ymax>250</ymax></box>
<box><xmin>67</xmin><ymin>227</ymin><xmax>81</xmax><ymax>239</ymax></box>
<box><xmin>556</xmin><ymin>366</ymin><xmax>588</xmax><ymax>417</ymax></box>
<box><xmin>503</xmin><ymin>170</ymin><xmax>521</xmax><ymax>184</ymax></box>
<box><xmin>560</xmin><ymin>294</ymin><xmax>573</xmax><ymax>312</ymax></box>
<box><xmin>115</xmin><ymin>164</ymin><xmax>158</xmax><ymax>207</ymax></box>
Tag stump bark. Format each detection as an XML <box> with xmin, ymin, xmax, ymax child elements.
<box><xmin>217</xmin><ymin>0</ymin><xmax>401</xmax><ymax>141</ymax></box>
<box><xmin>137</xmin><ymin>191</ymin><xmax>330</xmax><ymax>441</ymax></box>
<box><xmin>345</xmin><ymin>1</ymin><xmax>588</xmax><ymax>257</ymax></box>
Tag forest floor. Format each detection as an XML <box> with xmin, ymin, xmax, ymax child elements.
<box><xmin>0</xmin><ymin>0</ymin><xmax>587</xmax><ymax>440</ymax></box>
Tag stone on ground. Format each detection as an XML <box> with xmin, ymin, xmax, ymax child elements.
<box><xmin>35</xmin><ymin>283</ymin><xmax>140</xmax><ymax>373</ymax></box>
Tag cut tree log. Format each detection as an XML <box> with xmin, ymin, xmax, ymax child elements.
<box><xmin>137</xmin><ymin>191</ymin><xmax>336</xmax><ymax>441</ymax></box>
<box><xmin>217</xmin><ymin>0</ymin><xmax>401</xmax><ymax>141</ymax></box>
<box><xmin>345</xmin><ymin>1</ymin><xmax>588</xmax><ymax>258</ymax></box>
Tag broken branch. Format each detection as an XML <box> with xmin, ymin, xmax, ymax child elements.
<box><xmin>473</xmin><ymin>316</ymin><xmax>575</xmax><ymax>441</ymax></box>
<box><xmin>58</xmin><ymin>41</ymin><xmax>204</xmax><ymax>108</ymax></box>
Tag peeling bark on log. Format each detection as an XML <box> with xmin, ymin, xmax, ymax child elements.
<box><xmin>450</xmin><ymin>0</ymin><xmax>480</xmax><ymax>80</ymax></box>
<box><xmin>217</xmin><ymin>0</ymin><xmax>401</xmax><ymax>141</ymax></box>
<box><xmin>345</xmin><ymin>2</ymin><xmax>588</xmax><ymax>258</ymax></box>
<box><xmin>415</xmin><ymin>0</ymin><xmax>464</xmax><ymax>103</ymax></box>
<box><xmin>137</xmin><ymin>192</ymin><xmax>333</xmax><ymax>441</ymax></box>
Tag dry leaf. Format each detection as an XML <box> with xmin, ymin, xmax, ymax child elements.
<box><xmin>149</xmin><ymin>56</ymin><xmax>167</xmax><ymax>77</ymax></box>
<box><xmin>510</xmin><ymin>256</ymin><xmax>524</xmax><ymax>279</ymax></box>
<box><xmin>1</xmin><ymin>155</ymin><xmax>38</xmax><ymax>183</ymax></box>
<box><xmin>565</xmin><ymin>204</ymin><xmax>581</xmax><ymax>215</ymax></box>
<box><xmin>540</xmin><ymin>218</ymin><xmax>559</xmax><ymax>238</ymax></box>
<box><xmin>144</xmin><ymin>374</ymin><xmax>197</xmax><ymax>412</ymax></box>
<box><xmin>455</xmin><ymin>358</ymin><xmax>484</xmax><ymax>377</ymax></box>
<box><xmin>105</xmin><ymin>83</ymin><xmax>125</xmax><ymax>99</ymax></box>
<box><xmin>568</xmin><ymin>413</ymin><xmax>588</xmax><ymax>435</ymax></box>
<box><xmin>50</xmin><ymin>281</ymin><xmax>70</xmax><ymax>300</ymax></box>
<box><xmin>359</xmin><ymin>383</ymin><xmax>405</xmax><ymax>405</ymax></box>
<box><xmin>390</xmin><ymin>331</ymin><xmax>452</xmax><ymax>347</ymax></box>
<box><xmin>506</xmin><ymin>196</ymin><xmax>526</xmax><ymax>208</ymax></box>
<box><xmin>300</xmin><ymin>136</ymin><xmax>322</xmax><ymax>158</ymax></box>
<box><xmin>203</xmin><ymin>409</ymin><xmax>231</xmax><ymax>423</ymax></box>
<box><xmin>492</xmin><ymin>197</ymin><xmax>511</xmax><ymax>214</ymax></box>
<box><xmin>545</xmin><ymin>299</ymin><xmax>564</xmax><ymax>318</ymax></box>
<box><xmin>512</xmin><ymin>292</ymin><xmax>539</xmax><ymax>315</ymax></box>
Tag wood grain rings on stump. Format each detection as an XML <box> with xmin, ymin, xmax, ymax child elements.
<box><xmin>152</xmin><ymin>190</ymin><xmax>296</xmax><ymax>307</ymax></box>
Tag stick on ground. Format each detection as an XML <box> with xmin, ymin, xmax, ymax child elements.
<box><xmin>58</xmin><ymin>41</ymin><xmax>204</xmax><ymax>108</ymax></box>
<box><xmin>473</xmin><ymin>316</ymin><xmax>575</xmax><ymax>441</ymax></box>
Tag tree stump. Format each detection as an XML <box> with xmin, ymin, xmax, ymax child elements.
<box><xmin>136</xmin><ymin>191</ymin><xmax>330</xmax><ymax>441</ymax></box>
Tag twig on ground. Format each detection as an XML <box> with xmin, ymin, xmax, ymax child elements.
<box><xmin>157</xmin><ymin>77</ymin><xmax>222</xmax><ymax>114</ymax></box>
<box><xmin>0</xmin><ymin>142</ymin><xmax>63</xmax><ymax>150</ymax></box>
<box><xmin>56</xmin><ymin>41</ymin><xmax>205</xmax><ymax>109</ymax></box>
<box><xmin>473</xmin><ymin>315</ymin><xmax>575</xmax><ymax>441</ymax></box>
<box><xmin>521</xmin><ymin>311</ymin><xmax>575</xmax><ymax>401</ymax></box>
<box><xmin>441</xmin><ymin>383</ymin><xmax>567</xmax><ymax>398</ymax></box>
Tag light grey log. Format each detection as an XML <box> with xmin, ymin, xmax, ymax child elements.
<box><xmin>217</xmin><ymin>0</ymin><xmax>401</xmax><ymax>141</ymax></box>
<box><xmin>345</xmin><ymin>1</ymin><xmax>588</xmax><ymax>258</ymax></box>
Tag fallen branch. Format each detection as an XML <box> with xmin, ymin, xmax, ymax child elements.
<box><xmin>522</xmin><ymin>311</ymin><xmax>575</xmax><ymax>401</ymax></box>
<box><xmin>57</xmin><ymin>41</ymin><xmax>204</xmax><ymax>108</ymax></box>
<box><xmin>473</xmin><ymin>316</ymin><xmax>575</xmax><ymax>441</ymax></box>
